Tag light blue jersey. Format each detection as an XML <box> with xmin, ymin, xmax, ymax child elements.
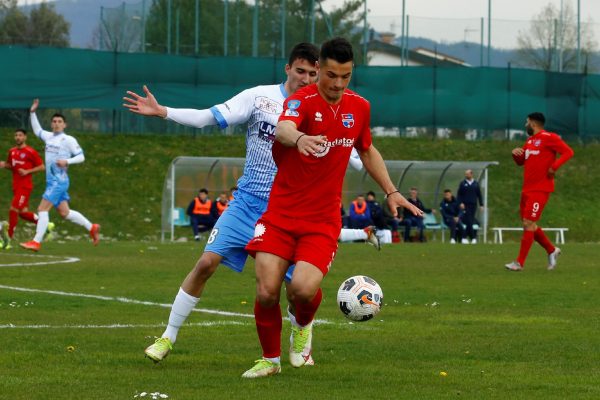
<box><xmin>30</xmin><ymin>113</ymin><xmax>84</xmax><ymax>207</ymax></box>
<box><xmin>210</xmin><ymin>84</ymin><xmax>287</xmax><ymax>201</ymax></box>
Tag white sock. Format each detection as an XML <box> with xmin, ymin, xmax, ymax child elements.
<box><xmin>33</xmin><ymin>211</ymin><xmax>49</xmax><ymax>243</ymax></box>
<box><xmin>338</xmin><ymin>228</ymin><xmax>368</xmax><ymax>242</ymax></box>
<box><xmin>162</xmin><ymin>287</ymin><xmax>200</xmax><ymax>343</ymax></box>
<box><xmin>288</xmin><ymin>307</ymin><xmax>300</xmax><ymax>328</ymax></box>
<box><xmin>264</xmin><ymin>357</ymin><xmax>281</xmax><ymax>364</ymax></box>
<box><xmin>65</xmin><ymin>210</ymin><xmax>92</xmax><ymax>231</ymax></box>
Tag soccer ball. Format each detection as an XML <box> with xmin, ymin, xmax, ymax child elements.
<box><xmin>336</xmin><ymin>275</ymin><xmax>383</xmax><ymax>321</ymax></box>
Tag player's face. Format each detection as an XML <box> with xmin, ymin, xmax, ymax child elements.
<box><xmin>14</xmin><ymin>131</ymin><xmax>26</xmax><ymax>146</ymax></box>
<box><xmin>51</xmin><ymin>117</ymin><xmax>66</xmax><ymax>133</ymax></box>
<box><xmin>465</xmin><ymin>170</ymin><xmax>473</xmax><ymax>180</ymax></box>
<box><xmin>285</xmin><ymin>58</ymin><xmax>318</xmax><ymax>94</ymax></box>
<box><xmin>525</xmin><ymin>118</ymin><xmax>535</xmax><ymax>136</ymax></box>
<box><xmin>317</xmin><ymin>58</ymin><xmax>353</xmax><ymax>103</ymax></box>
<box><xmin>444</xmin><ymin>192</ymin><xmax>452</xmax><ymax>200</ymax></box>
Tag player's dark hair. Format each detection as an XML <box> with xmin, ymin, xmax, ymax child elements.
<box><xmin>528</xmin><ymin>112</ymin><xmax>545</xmax><ymax>125</ymax></box>
<box><xmin>15</xmin><ymin>128</ymin><xmax>27</xmax><ymax>135</ymax></box>
<box><xmin>199</xmin><ymin>188</ymin><xmax>208</xmax><ymax>194</ymax></box>
<box><xmin>320</xmin><ymin>37</ymin><xmax>354</xmax><ymax>64</ymax></box>
<box><xmin>366</xmin><ymin>191</ymin><xmax>376</xmax><ymax>198</ymax></box>
<box><xmin>444</xmin><ymin>189</ymin><xmax>451</xmax><ymax>193</ymax></box>
<box><xmin>52</xmin><ymin>113</ymin><xmax>66</xmax><ymax>123</ymax></box>
<box><xmin>288</xmin><ymin>42</ymin><xmax>319</xmax><ymax>66</ymax></box>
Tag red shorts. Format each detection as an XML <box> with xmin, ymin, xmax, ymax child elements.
<box><xmin>520</xmin><ymin>191</ymin><xmax>550</xmax><ymax>222</ymax></box>
<box><xmin>11</xmin><ymin>187</ymin><xmax>32</xmax><ymax>210</ymax></box>
<box><xmin>245</xmin><ymin>211</ymin><xmax>341</xmax><ymax>276</ymax></box>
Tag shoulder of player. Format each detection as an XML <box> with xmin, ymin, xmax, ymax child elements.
<box><xmin>342</xmin><ymin>89</ymin><xmax>370</xmax><ymax>106</ymax></box>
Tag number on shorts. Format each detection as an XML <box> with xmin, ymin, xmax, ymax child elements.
<box><xmin>532</xmin><ymin>202</ymin><xmax>540</xmax><ymax>212</ymax></box>
<box><xmin>207</xmin><ymin>228</ymin><xmax>219</xmax><ymax>244</ymax></box>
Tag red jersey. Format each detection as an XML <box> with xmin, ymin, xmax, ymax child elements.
<box><xmin>512</xmin><ymin>130</ymin><xmax>574</xmax><ymax>193</ymax></box>
<box><xmin>270</xmin><ymin>84</ymin><xmax>372</xmax><ymax>222</ymax></box>
<box><xmin>6</xmin><ymin>145</ymin><xmax>43</xmax><ymax>191</ymax></box>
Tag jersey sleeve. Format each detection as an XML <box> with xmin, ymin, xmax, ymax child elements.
<box><xmin>278</xmin><ymin>95</ymin><xmax>307</xmax><ymax>128</ymax></box>
<box><xmin>66</xmin><ymin>136</ymin><xmax>83</xmax><ymax>157</ymax></box>
<box><xmin>28</xmin><ymin>148</ymin><xmax>43</xmax><ymax>167</ymax></box>
<box><xmin>348</xmin><ymin>148</ymin><xmax>363</xmax><ymax>171</ymax></box>
<box><xmin>209</xmin><ymin>88</ymin><xmax>256</xmax><ymax>129</ymax></box>
<box><xmin>30</xmin><ymin>113</ymin><xmax>53</xmax><ymax>143</ymax></box>
<box><xmin>353</xmin><ymin>101</ymin><xmax>372</xmax><ymax>151</ymax></box>
<box><xmin>548</xmin><ymin>134</ymin><xmax>574</xmax><ymax>171</ymax></box>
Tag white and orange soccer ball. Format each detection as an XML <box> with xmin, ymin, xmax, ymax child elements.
<box><xmin>336</xmin><ymin>275</ymin><xmax>383</xmax><ymax>321</ymax></box>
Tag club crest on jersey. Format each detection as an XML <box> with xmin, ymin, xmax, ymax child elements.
<box><xmin>20</xmin><ymin>153</ymin><xmax>26</xmax><ymax>158</ymax></box>
<box><xmin>342</xmin><ymin>113</ymin><xmax>354</xmax><ymax>128</ymax></box>
<box><xmin>533</xmin><ymin>139</ymin><xmax>541</xmax><ymax>147</ymax></box>
<box><xmin>287</xmin><ymin>100</ymin><xmax>301</xmax><ymax>110</ymax></box>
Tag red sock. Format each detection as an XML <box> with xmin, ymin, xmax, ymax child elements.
<box><xmin>517</xmin><ymin>230</ymin><xmax>535</xmax><ymax>266</ymax></box>
<box><xmin>8</xmin><ymin>210</ymin><xmax>18</xmax><ymax>238</ymax></box>
<box><xmin>294</xmin><ymin>288</ymin><xmax>323</xmax><ymax>327</ymax></box>
<box><xmin>534</xmin><ymin>227</ymin><xmax>555</xmax><ymax>254</ymax></box>
<box><xmin>254</xmin><ymin>299</ymin><xmax>282</xmax><ymax>358</ymax></box>
<box><xmin>19</xmin><ymin>211</ymin><xmax>37</xmax><ymax>224</ymax></box>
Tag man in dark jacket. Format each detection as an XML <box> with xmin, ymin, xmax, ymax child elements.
<box><xmin>457</xmin><ymin>169</ymin><xmax>483</xmax><ymax>244</ymax></box>
<box><xmin>402</xmin><ymin>187</ymin><xmax>432</xmax><ymax>242</ymax></box>
<box><xmin>439</xmin><ymin>189</ymin><xmax>464</xmax><ymax>244</ymax></box>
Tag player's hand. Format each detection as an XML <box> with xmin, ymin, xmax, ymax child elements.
<box><xmin>297</xmin><ymin>134</ymin><xmax>328</xmax><ymax>157</ymax></box>
<box><xmin>30</xmin><ymin>98</ymin><xmax>39</xmax><ymax>113</ymax></box>
<box><xmin>512</xmin><ymin>148</ymin><xmax>524</xmax><ymax>157</ymax></box>
<box><xmin>17</xmin><ymin>168</ymin><xmax>28</xmax><ymax>176</ymax></box>
<box><xmin>123</xmin><ymin>85</ymin><xmax>167</xmax><ymax>118</ymax></box>
<box><xmin>0</xmin><ymin>161</ymin><xmax>5</xmax><ymax>168</ymax></box>
<box><xmin>56</xmin><ymin>160</ymin><xmax>68</xmax><ymax>168</ymax></box>
<box><xmin>547</xmin><ymin>167</ymin><xmax>555</xmax><ymax>178</ymax></box>
<box><xmin>386</xmin><ymin>192</ymin><xmax>423</xmax><ymax>218</ymax></box>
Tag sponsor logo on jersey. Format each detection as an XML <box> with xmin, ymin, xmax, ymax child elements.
<box><xmin>341</xmin><ymin>113</ymin><xmax>354</xmax><ymax>128</ymax></box>
<box><xmin>525</xmin><ymin>149</ymin><xmax>540</xmax><ymax>159</ymax></box>
<box><xmin>258</xmin><ymin>121</ymin><xmax>276</xmax><ymax>143</ymax></box>
<box><xmin>315</xmin><ymin>112</ymin><xmax>322</xmax><ymax>122</ymax></box>
<box><xmin>284</xmin><ymin>109</ymin><xmax>299</xmax><ymax>117</ymax></box>
<box><xmin>312</xmin><ymin>137</ymin><xmax>355</xmax><ymax>158</ymax></box>
<box><xmin>254</xmin><ymin>223</ymin><xmax>266</xmax><ymax>237</ymax></box>
<box><xmin>255</xmin><ymin>96</ymin><xmax>282</xmax><ymax>114</ymax></box>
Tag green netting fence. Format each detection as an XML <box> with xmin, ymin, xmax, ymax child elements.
<box><xmin>1</xmin><ymin>46</ymin><xmax>599</xmax><ymax>139</ymax></box>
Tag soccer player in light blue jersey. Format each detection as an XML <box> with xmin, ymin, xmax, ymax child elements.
<box><xmin>20</xmin><ymin>99</ymin><xmax>100</xmax><ymax>252</ymax></box>
<box><xmin>124</xmin><ymin>43</ymin><xmax>321</xmax><ymax>364</ymax></box>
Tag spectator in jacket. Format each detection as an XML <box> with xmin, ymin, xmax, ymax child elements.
<box><xmin>366</xmin><ymin>191</ymin><xmax>387</xmax><ymax>230</ymax></box>
<box><xmin>348</xmin><ymin>194</ymin><xmax>372</xmax><ymax>229</ymax></box>
<box><xmin>402</xmin><ymin>187</ymin><xmax>432</xmax><ymax>242</ymax></box>
<box><xmin>439</xmin><ymin>189</ymin><xmax>464</xmax><ymax>244</ymax></box>
<box><xmin>187</xmin><ymin>188</ymin><xmax>216</xmax><ymax>240</ymax></box>
<box><xmin>457</xmin><ymin>169</ymin><xmax>483</xmax><ymax>244</ymax></box>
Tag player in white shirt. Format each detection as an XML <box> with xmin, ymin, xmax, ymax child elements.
<box><xmin>124</xmin><ymin>43</ymin><xmax>320</xmax><ymax>365</ymax></box>
<box><xmin>20</xmin><ymin>99</ymin><xmax>100</xmax><ymax>252</ymax></box>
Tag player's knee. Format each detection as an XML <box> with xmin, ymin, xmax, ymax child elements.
<box><xmin>192</xmin><ymin>257</ymin><xmax>218</xmax><ymax>279</ymax></box>
<box><xmin>288</xmin><ymin>285</ymin><xmax>317</xmax><ymax>304</ymax></box>
<box><xmin>256</xmin><ymin>286</ymin><xmax>279</xmax><ymax>307</ymax></box>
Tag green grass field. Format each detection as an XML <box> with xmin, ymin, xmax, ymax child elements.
<box><xmin>1</xmin><ymin>240</ymin><xmax>598</xmax><ymax>399</ymax></box>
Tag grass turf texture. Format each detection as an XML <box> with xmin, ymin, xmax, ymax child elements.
<box><xmin>1</xmin><ymin>241</ymin><xmax>599</xmax><ymax>399</ymax></box>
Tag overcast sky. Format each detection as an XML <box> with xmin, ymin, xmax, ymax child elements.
<box><xmin>321</xmin><ymin>0</ymin><xmax>599</xmax><ymax>48</ymax></box>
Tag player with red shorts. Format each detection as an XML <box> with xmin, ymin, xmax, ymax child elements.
<box><xmin>241</xmin><ymin>37</ymin><xmax>422</xmax><ymax>378</ymax></box>
<box><xmin>0</xmin><ymin>129</ymin><xmax>44</xmax><ymax>248</ymax></box>
<box><xmin>505</xmin><ymin>112</ymin><xmax>574</xmax><ymax>271</ymax></box>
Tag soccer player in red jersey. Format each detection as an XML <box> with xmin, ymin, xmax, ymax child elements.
<box><xmin>0</xmin><ymin>129</ymin><xmax>44</xmax><ymax>248</ymax></box>
<box><xmin>241</xmin><ymin>37</ymin><xmax>423</xmax><ymax>378</ymax></box>
<box><xmin>505</xmin><ymin>112</ymin><xmax>574</xmax><ymax>271</ymax></box>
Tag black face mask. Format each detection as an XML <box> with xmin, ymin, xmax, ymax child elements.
<box><xmin>526</xmin><ymin>124</ymin><xmax>534</xmax><ymax>136</ymax></box>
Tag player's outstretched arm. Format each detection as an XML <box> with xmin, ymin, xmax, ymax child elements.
<box><xmin>29</xmin><ymin>99</ymin><xmax>44</xmax><ymax>138</ymax></box>
<box><xmin>123</xmin><ymin>85</ymin><xmax>167</xmax><ymax>118</ymax></box>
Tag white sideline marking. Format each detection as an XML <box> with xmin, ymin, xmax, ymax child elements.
<box><xmin>0</xmin><ymin>321</ymin><xmax>246</xmax><ymax>329</ymax></box>
<box><xmin>0</xmin><ymin>285</ymin><xmax>332</xmax><ymax>324</ymax></box>
<box><xmin>0</xmin><ymin>254</ymin><xmax>80</xmax><ymax>268</ymax></box>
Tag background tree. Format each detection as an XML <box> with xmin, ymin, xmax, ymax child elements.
<box><xmin>143</xmin><ymin>0</ymin><xmax>366</xmax><ymax>62</ymax></box>
<box><xmin>0</xmin><ymin>0</ymin><xmax>70</xmax><ymax>47</ymax></box>
<box><xmin>516</xmin><ymin>1</ymin><xmax>597</xmax><ymax>72</ymax></box>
